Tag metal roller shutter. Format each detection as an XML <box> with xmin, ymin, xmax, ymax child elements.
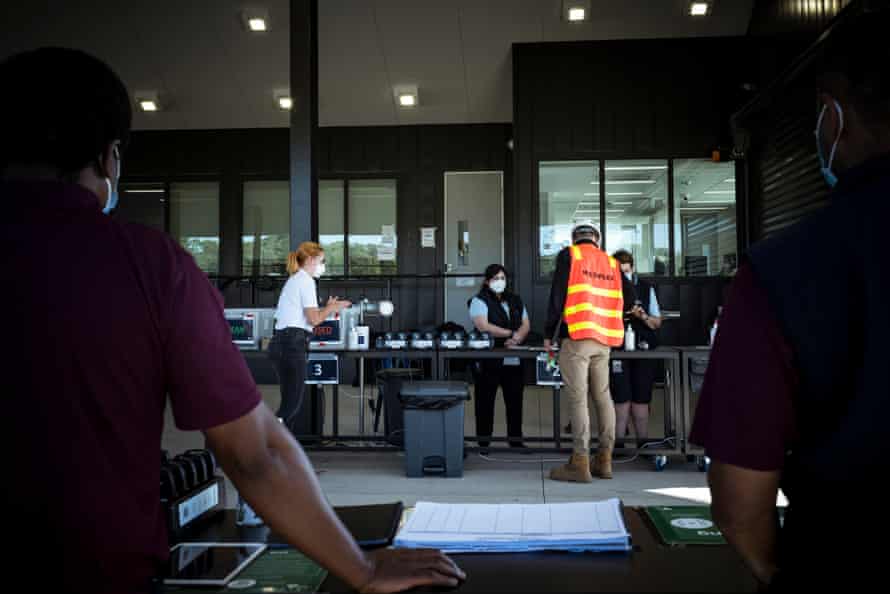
<box><xmin>753</xmin><ymin>92</ymin><xmax>830</xmax><ymax>240</ymax></box>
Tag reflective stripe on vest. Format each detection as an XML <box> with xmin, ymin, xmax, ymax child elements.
<box><xmin>567</xmin><ymin>321</ymin><xmax>625</xmax><ymax>338</ymax></box>
<box><xmin>564</xmin><ymin>243</ymin><xmax>624</xmax><ymax>346</ymax></box>
<box><xmin>566</xmin><ymin>284</ymin><xmax>622</xmax><ymax>299</ymax></box>
<box><xmin>564</xmin><ymin>302</ymin><xmax>623</xmax><ymax>318</ymax></box>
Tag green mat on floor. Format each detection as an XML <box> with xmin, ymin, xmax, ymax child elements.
<box><xmin>164</xmin><ymin>548</ymin><xmax>327</xmax><ymax>593</ymax></box>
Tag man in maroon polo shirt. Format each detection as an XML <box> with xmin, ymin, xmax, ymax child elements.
<box><xmin>0</xmin><ymin>48</ymin><xmax>463</xmax><ymax>594</ymax></box>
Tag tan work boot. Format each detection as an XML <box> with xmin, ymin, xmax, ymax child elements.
<box><xmin>591</xmin><ymin>448</ymin><xmax>613</xmax><ymax>479</ymax></box>
<box><xmin>549</xmin><ymin>453</ymin><xmax>593</xmax><ymax>483</ymax></box>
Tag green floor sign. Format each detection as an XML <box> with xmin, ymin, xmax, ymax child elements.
<box><xmin>644</xmin><ymin>506</ymin><xmax>726</xmax><ymax>546</ymax></box>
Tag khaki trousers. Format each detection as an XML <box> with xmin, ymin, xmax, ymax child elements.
<box><xmin>559</xmin><ymin>338</ymin><xmax>615</xmax><ymax>455</ymax></box>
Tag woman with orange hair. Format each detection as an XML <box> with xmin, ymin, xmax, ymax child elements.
<box><xmin>269</xmin><ymin>242</ymin><xmax>350</xmax><ymax>434</ymax></box>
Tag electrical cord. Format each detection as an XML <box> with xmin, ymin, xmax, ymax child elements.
<box><xmin>612</xmin><ymin>438</ymin><xmax>677</xmax><ymax>464</ymax></box>
<box><xmin>474</xmin><ymin>437</ymin><xmax>678</xmax><ymax>465</ymax></box>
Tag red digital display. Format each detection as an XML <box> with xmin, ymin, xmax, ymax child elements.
<box><xmin>312</xmin><ymin>320</ymin><xmax>340</xmax><ymax>342</ymax></box>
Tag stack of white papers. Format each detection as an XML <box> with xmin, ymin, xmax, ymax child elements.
<box><xmin>395</xmin><ymin>499</ymin><xmax>631</xmax><ymax>553</ymax></box>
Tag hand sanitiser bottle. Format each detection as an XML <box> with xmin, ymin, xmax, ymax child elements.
<box><xmin>709</xmin><ymin>306</ymin><xmax>722</xmax><ymax>346</ymax></box>
<box><xmin>624</xmin><ymin>324</ymin><xmax>636</xmax><ymax>352</ymax></box>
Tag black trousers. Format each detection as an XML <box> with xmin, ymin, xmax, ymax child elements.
<box><xmin>268</xmin><ymin>327</ymin><xmax>309</xmax><ymax>433</ymax></box>
<box><xmin>610</xmin><ymin>358</ymin><xmax>660</xmax><ymax>404</ymax></box>
<box><xmin>474</xmin><ymin>359</ymin><xmax>525</xmax><ymax>447</ymax></box>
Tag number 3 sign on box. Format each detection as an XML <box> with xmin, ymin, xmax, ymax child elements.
<box><xmin>305</xmin><ymin>353</ymin><xmax>340</xmax><ymax>384</ymax></box>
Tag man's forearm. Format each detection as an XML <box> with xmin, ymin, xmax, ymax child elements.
<box><xmin>714</xmin><ymin>507</ymin><xmax>779</xmax><ymax>585</ymax></box>
<box><xmin>708</xmin><ymin>461</ymin><xmax>782</xmax><ymax>586</ymax></box>
<box><xmin>224</xmin><ymin>425</ymin><xmax>373</xmax><ymax>590</ymax></box>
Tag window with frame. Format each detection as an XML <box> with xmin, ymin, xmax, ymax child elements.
<box><xmin>603</xmin><ymin>159</ymin><xmax>670</xmax><ymax>274</ymax></box>
<box><xmin>117</xmin><ymin>184</ymin><xmax>166</xmax><ymax>231</ymax></box>
<box><xmin>319</xmin><ymin>178</ymin><xmax>397</xmax><ymax>276</ymax></box>
<box><xmin>538</xmin><ymin>160</ymin><xmax>600</xmax><ymax>277</ymax></box>
<box><xmin>538</xmin><ymin>158</ymin><xmax>737</xmax><ymax>277</ymax></box>
<box><xmin>169</xmin><ymin>181</ymin><xmax>220</xmax><ymax>274</ymax></box>
<box><xmin>673</xmin><ymin>159</ymin><xmax>737</xmax><ymax>276</ymax></box>
<box><xmin>241</xmin><ymin>180</ymin><xmax>290</xmax><ymax>276</ymax></box>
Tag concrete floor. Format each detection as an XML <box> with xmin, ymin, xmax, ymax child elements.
<box><xmin>162</xmin><ymin>382</ymin><xmax>733</xmax><ymax>510</ymax></box>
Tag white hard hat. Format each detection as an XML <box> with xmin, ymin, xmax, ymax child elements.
<box><xmin>571</xmin><ymin>219</ymin><xmax>599</xmax><ymax>235</ymax></box>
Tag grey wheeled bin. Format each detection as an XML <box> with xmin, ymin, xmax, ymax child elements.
<box><xmin>399</xmin><ymin>381</ymin><xmax>470</xmax><ymax>478</ymax></box>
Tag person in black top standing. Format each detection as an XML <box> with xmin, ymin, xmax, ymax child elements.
<box><xmin>469</xmin><ymin>264</ymin><xmax>531</xmax><ymax>453</ymax></box>
<box><xmin>610</xmin><ymin>250</ymin><xmax>663</xmax><ymax>448</ymax></box>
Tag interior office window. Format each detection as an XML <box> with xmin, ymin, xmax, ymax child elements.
<box><xmin>242</xmin><ymin>181</ymin><xmax>290</xmax><ymax>276</ymax></box>
<box><xmin>673</xmin><ymin>159</ymin><xmax>737</xmax><ymax>276</ymax></box>
<box><xmin>116</xmin><ymin>184</ymin><xmax>166</xmax><ymax>231</ymax></box>
<box><xmin>603</xmin><ymin>160</ymin><xmax>669</xmax><ymax>274</ymax></box>
<box><xmin>538</xmin><ymin>161</ymin><xmax>600</xmax><ymax>277</ymax></box>
<box><xmin>169</xmin><ymin>182</ymin><xmax>220</xmax><ymax>274</ymax></box>
<box><xmin>348</xmin><ymin>179</ymin><xmax>397</xmax><ymax>276</ymax></box>
<box><xmin>318</xmin><ymin>180</ymin><xmax>346</xmax><ymax>276</ymax></box>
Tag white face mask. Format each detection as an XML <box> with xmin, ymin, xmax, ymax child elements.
<box><xmin>490</xmin><ymin>279</ymin><xmax>507</xmax><ymax>294</ymax></box>
<box><xmin>312</xmin><ymin>262</ymin><xmax>326</xmax><ymax>279</ymax></box>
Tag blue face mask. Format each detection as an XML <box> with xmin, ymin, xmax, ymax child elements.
<box><xmin>102</xmin><ymin>145</ymin><xmax>121</xmax><ymax>215</ymax></box>
<box><xmin>815</xmin><ymin>100</ymin><xmax>844</xmax><ymax>188</ymax></box>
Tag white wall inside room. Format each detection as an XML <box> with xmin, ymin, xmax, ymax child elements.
<box><xmin>0</xmin><ymin>0</ymin><xmax>754</xmax><ymax>130</ymax></box>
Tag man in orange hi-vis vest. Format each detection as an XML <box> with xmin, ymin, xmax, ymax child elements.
<box><xmin>544</xmin><ymin>221</ymin><xmax>624</xmax><ymax>483</ymax></box>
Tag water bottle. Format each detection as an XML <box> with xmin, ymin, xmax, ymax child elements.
<box><xmin>348</xmin><ymin>326</ymin><xmax>359</xmax><ymax>350</ymax></box>
<box><xmin>624</xmin><ymin>324</ymin><xmax>636</xmax><ymax>351</ymax></box>
<box><xmin>236</xmin><ymin>494</ymin><xmax>264</xmax><ymax>526</ymax></box>
<box><xmin>709</xmin><ymin>319</ymin><xmax>719</xmax><ymax>346</ymax></box>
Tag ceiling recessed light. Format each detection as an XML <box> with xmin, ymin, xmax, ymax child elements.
<box><xmin>568</xmin><ymin>7</ymin><xmax>586</xmax><ymax>21</ymax></box>
<box><xmin>605</xmin><ymin>180</ymin><xmax>657</xmax><ymax>185</ymax></box>
<box><xmin>690</xmin><ymin>2</ymin><xmax>710</xmax><ymax>16</ymax></box>
<box><xmin>582</xmin><ymin>192</ymin><xmax>598</xmax><ymax>197</ymax></box>
<box><xmin>242</xmin><ymin>9</ymin><xmax>270</xmax><ymax>32</ymax></box>
<box><xmin>723</xmin><ymin>178</ymin><xmax>735</xmax><ymax>183</ymax></box>
<box><xmin>703</xmin><ymin>190</ymin><xmax>735</xmax><ymax>195</ymax></box>
<box><xmin>135</xmin><ymin>90</ymin><xmax>161</xmax><ymax>112</ymax></box>
<box><xmin>606</xmin><ymin>192</ymin><xmax>644</xmax><ymax>196</ymax></box>
<box><xmin>278</xmin><ymin>96</ymin><xmax>293</xmax><ymax>110</ymax></box>
<box><xmin>610</xmin><ymin>201</ymin><xmax>634</xmax><ymax>205</ymax></box>
<box><xmin>394</xmin><ymin>84</ymin><xmax>419</xmax><ymax>109</ymax></box>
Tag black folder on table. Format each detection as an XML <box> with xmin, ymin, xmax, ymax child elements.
<box><xmin>335</xmin><ymin>502</ymin><xmax>404</xmax><ymax>548</ymax></box>
<box><xmin>268</xmin><ymin>502</ymin><xmax>403</xmax><ymax>549</ymax></box>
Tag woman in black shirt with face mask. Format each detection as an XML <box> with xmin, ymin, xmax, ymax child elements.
<box><xmin>468</xmin><ymin>264</ymin><xmax>531</xmax><ymax>453</ymax></box>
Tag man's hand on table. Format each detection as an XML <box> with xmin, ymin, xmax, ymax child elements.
<box><xmin>358</xmin><ymin>548</ymin><xmax>466</xmax><ymax>593</ymax></box>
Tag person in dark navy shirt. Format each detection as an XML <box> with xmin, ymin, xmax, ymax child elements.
<box><xmin>690</xmin><ymin>9</ymin><xmax>890</xmax><ymax>590</ymax></box>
